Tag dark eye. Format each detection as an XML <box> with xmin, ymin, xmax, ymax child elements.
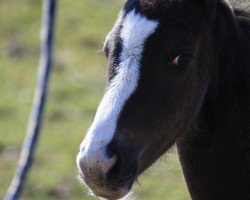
<box><xmin>170</xmin><ymin>55</ymin><xmax>192</xmax><ymax>69</ymax></box>
<box><xmin>171</xmin><ymin>56</ymin><xmax>180</xmax><ymax>65</ymax></box>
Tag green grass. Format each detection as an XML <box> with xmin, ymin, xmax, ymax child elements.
<box><xmin>0</xmin><ymin>1</ymin><xmax>189</xmax><ymax>199</ymax></box>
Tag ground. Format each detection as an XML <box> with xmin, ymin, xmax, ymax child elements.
<box><xmin>0</xmin><ymin>0</ymin><xmax>189</xmax><ymax>199</ymax></box>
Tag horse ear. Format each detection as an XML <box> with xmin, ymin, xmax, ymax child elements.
<box><xmin>197</xmin><ymin>0</ymin><xmax>233</xmax><ymax>24</ymax></box>
<box><xmin>196</xmin><ymin>0</ymin><xmax>217</xmax><ymax>24</ymax></box>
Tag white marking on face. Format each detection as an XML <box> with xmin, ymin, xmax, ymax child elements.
<box><xmin>77</xmin><ymin>10</ymin><xmax>158</xmax><ymax>169</ymax></box>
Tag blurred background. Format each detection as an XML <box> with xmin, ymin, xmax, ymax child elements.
<box><xmin>0</xmin><ymin>0</ymin><xmax>189</xmax><ymax>199</ymax></box>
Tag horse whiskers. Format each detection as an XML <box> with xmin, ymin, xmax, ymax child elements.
<box><xmin>97</xmin><ymin>49</ymin><xmax>105</xmax><ymax>54</ymax></box>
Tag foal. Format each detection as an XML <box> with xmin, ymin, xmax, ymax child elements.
<box><xmin>77</xmin><ymin>0</ymin><xmax>250</xmax><ymax>199</ymax></box>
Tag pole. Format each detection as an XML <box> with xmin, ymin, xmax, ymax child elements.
<box><xmin>4</xmin><ymin>1</ymin><xmax>57</xmax><ymax>199</ymax></box>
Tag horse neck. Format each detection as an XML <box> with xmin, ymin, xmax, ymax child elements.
<box><xmin>176</xmin><ymin>6</ymin><xmax>250</xmax><ymax>198</ymax></box>
<box><xmin>201</xmin><ymin>3</ymin><xmax>250</xmax><ymax>140</ymax></box>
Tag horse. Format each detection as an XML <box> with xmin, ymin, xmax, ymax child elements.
<box><xmin>76</xmin><ymin>0</ymin><xmax>250</xmax><ymax>199</ymax></box>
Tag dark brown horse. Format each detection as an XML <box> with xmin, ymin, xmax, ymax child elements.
<box><xmin>77</xmin><ymin>0</ymin><xmax>250</xmax><ymax>199</ymax></box>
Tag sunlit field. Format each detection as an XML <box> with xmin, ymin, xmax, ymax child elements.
<box><xmin>0</xmin><ymin>1</ymin><xmax>189</xmax><ymax>199</ymax></box>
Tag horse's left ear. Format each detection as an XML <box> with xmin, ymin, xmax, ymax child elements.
<box><xmin>195</xmin><ymin>0</ymin><xmax>217</xmax><ymax>24</ymax></box>
<box><xmin>197</xmin><ymin>0</ymin><xmax>233</xmax><ymax>24</ymax></box>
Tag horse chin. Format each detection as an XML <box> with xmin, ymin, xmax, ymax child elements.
<box><xmin>78</xmin><ymin>172</ymin><xmax>132</xmax><ymax>200</ymax></box>
<box><xmin>92</xmin><ymin>187</ymin><xmax>130</xmax><ymax>200</ymax></box>
<box><xmin>88</xmin><ymin>185</ymin><xmax>131</xmax><ymax>200</ymax></box>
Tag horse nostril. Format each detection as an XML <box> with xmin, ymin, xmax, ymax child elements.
<box><xmin>106</xmin><ymin>142</ymin><xmax>117</xmax><ymax>158</ymax></box>
<box><xmin>78</xmin><ymin>151</ymin><xmax>117</xmax><ymax>175</ymax></box>
<box><xmin>105</xmin><ymin>141</ymin><xmax>123</xmax><ymax>176</ymax></box>
<box><xmin>101</xmin><ymin>154</ymin><xmax>117</xmax><ymax>174</ymax></box>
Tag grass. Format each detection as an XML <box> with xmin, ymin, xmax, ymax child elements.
<box><xmin>0</xmin><ymin>1</ymin><xmax>189</xmax><ymax>199</ymax></box>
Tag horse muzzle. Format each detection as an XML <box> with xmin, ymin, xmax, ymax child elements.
<box><xmin>76</xmin><ymin>144</ymin><xmax>131</xmax><ymax>199</ymax></box>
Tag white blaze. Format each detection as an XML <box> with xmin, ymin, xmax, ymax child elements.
<box><xmin>77</xmin><ymin>10</ymin><xmax>158</xmax><ymax>167</ymax></box>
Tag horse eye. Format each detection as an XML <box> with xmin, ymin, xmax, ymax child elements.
<box><xmin>170</xmin><ymin>55</ymin><xmax>191</xmax><ymax>69</ymax></box>
<box><xmin>171</xmin><ymin>56</ymin><xmax>180</xmax><ymax>65</ymax></box>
